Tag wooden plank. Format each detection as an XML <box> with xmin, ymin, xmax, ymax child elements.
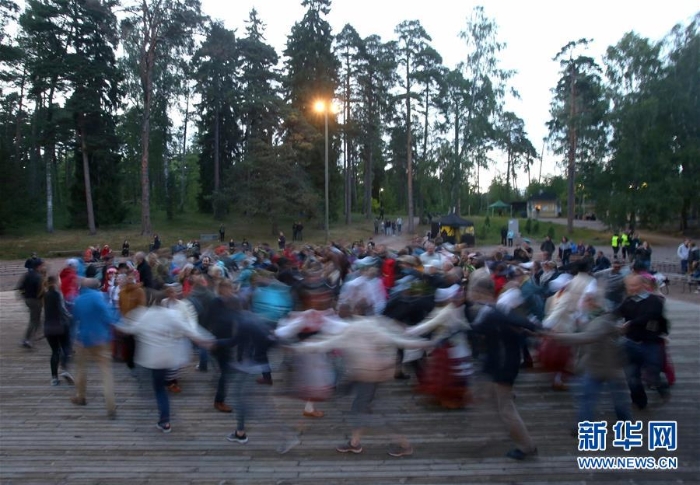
<box><xmin>0</xmin><ymin>291</ymin><xmax>698</xmax><ymax>484</ymax></box>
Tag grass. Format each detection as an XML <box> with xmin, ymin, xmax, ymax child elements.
<box><xmin>0</xmin><ymin>211</ymin><xmax>609</xmax><ymax>261</ymax></box>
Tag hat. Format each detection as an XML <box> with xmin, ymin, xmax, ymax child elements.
<box><xmin>435</xmin><ymin>284</ymin><xmax>461</xmax><ymax>303</ymax></box>
<box><xmin>66</xmin><ymin>258</ymin><xmax>80</xmax><ymax>269</ymax></box>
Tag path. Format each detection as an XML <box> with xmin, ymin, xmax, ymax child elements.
<box><xmin>0</xmin><ymin>292</ymin><xmax>698</xmax><ymax>484</ymax></box>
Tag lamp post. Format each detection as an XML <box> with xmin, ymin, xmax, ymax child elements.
<box><xmin>314</xmin><ymin>100</ymin><xmax>337</xmax><ymax>243</ymax></box>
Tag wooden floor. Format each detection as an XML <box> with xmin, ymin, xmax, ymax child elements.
<box><xmin>0</xmin><ymin>291</ymin><xmax>698</xmax><ymax>485</ymax></box>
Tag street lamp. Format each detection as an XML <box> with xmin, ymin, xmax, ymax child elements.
<box><xmin>314</xmin><ymin>99</ymin><xmax>338</xmax><ymax>243</ymax></box>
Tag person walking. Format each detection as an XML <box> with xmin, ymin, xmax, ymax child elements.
<box><xmin>70</xmin><ymin>278</ymin><xmax>117</xmax><ymax>419</ymax></box>
<box><xmin>465</xmin><ymin>269</ymin><xmax>539</xmax><ymax>460</ymax></box>
<box><xmin>620</xmin><ymin>232</ymin><xmax>630</xmax><ymax>260</ymax></box>
<box><xmin>278</xmin><ymin>232</ymin><xmax>286</xmax><ymax>250</ymax></box>
<box><xmin>18</xmin><ymin>261</ymin><xmax>45</xmax><ymax>348</ymax></box>
<box><xmin>219</xmin><ymin>224</ymin><xmax>226</xmax><ymax>243</ymax></box>
<box><xmin>540</xmin><ymin>236</ymin><xmax>556</xmax><ymax>260</ymax></box>
<box><xmin>617</xmin><ymin>274</ymin><xmax>670</xmax><ymax>410</ymax></box>
<box><xmin>44</xmin><ymin>276</ymin><xmax>74</xmax><ymax>386</ymax></box>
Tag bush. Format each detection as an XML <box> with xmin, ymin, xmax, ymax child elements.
<box><xmin>525</xmin><ymin>218</ymin><xmax>532</xmax><ymax>235</ymax></box>
<box><xmin>547</xmin><ymin>223</ymin><xmax>556</xmax><ymax>240</ymax></box>
<box><xmin>533</xmin><ymin>220</ymin><xmax>540</xmax><ymax>235</ymax></box>
<box><xmin>484</xmin><ymin>215</ymin><xmax>491</xmax><ymax>228</ymax></box>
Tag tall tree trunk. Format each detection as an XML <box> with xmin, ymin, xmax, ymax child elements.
<box><xmin>79</xmin><ymin>121</ymin><xmax>96</xmax><ymax>235</ymax></box>
<box><xmin>14</xmin><ymin>68</ymin><xmax>26</xmax><ymax>170</ymax></box>
<box><xmin>344</xmin><ymin>60</ymin><xmax>351</xmax><ymax>225</ymax></box>
<box><xmin>213</xmin><ymin>105</ymin><xmax>221</xmax><ymax>219</ymax></box>
<box><xmin>506</xmin><ymin>148</ymin><xmax>512</xmax><ymax>198</ymax></box>
<box><xmin>454</xmin><ymin>108</ymin><xmax>460</xmax><ymax>215</ymax></box>
<box><xmin>406</xmin><ymin>60</ymin><xmax>414</xmax><ymax>234</ymax></box>
<box><xmin>140</xmin><ymin>71</ymin><xmax>153</xmax><ymax>235</ymax></box>
<box><xmin>46</xmin><ymin>147</ymin><xmax>53</xmax><ymax>233</ymax></box>
<box><xmin>566</xmin><ymin>62</ymin><xmax>577</xmax><ymax>235</ymax></box>
<box><xmin>179</xmin><ymin>88</ymin><xmax>190</xmax><ymax>212</ymax></box>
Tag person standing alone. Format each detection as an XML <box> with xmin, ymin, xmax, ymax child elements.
<box><xmin>18</xmin><ymin>261</ymin><xmax>45</xmax><ymax>348</ymax></box>
<box><xmin>677</xmin><ymin>239</ymin><xmax>690</xmax><ymax>274</ymax></box>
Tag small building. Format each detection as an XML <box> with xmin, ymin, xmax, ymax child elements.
<box><xmin>528</xmin><ymin>191</ymin><xmax>560</xmax><ymax>219</ymax></box>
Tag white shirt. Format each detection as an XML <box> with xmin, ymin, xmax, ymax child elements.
<box><xmin>119</xmin><ymin>305</ymin><xmax>212</xmax><ymax>370</ymax></box>
<box><xmin>677</xmin><ymin>243</ymin><xmax>689</xmax><ymax>260</ymax></box>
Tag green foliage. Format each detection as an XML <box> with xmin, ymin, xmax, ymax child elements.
<box><xmin>547</xmin><ymin>223</ymin><xmax>556</xmax><ymax>240</ymax></box>
<box><xmin>533</xmin><ymin>219</ymin><xmax>540</xmax><ymax>235</ymax></box>
<box><xmin>484</xmin><ymin>215</ymin><xmax>491</xmax><ymax>228</ymax></box>
<box><xmin>525</xmin><ymin>218</ymin><xmax>532</xmax><ymax>235</ymax></box>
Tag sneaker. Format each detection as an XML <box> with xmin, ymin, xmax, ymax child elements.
<box><xmin>167</xmin><ymin>382</ymin><xmax>182</xmax><ymax>393</ymax></box>
<box><xmin>214</xmin><ymin>401</ymin><xmax>232</xmax><ymax>413</ymax></box>
<box><xmin>21</xmin><ymin>340</ymin><xmax>32</xmax><ymax>349</ymax></box>
<box><xmin>336</xmin><ymin>441</ymin><xmax>363</xmax><ymax>454</ymax></box>
<box><xmin>277</xmin><ymin>436</ymin><xmax>301</xmax><ymax>454</ymax></box>
<box><xmin>195</xmin><ymin>364</ymin><xmax>207</xmax><ymax>372</ymax></box>
<box><xmin>156</xmin><ymin>422</ymin><xmax>172</xmax><ymax>433</ymax></box>
<box><xmin>60</xmin><ymin>371</ymin><xmax>75</xmax><ymax>385</ymax></box>
<box><xmin>506</xmin><ymin>447</ymin><xmax>538</xmax><ymax>461</ymax></box>
<box><xmin>226</xmin><ymin>432</ymin><xmax>249</xmax><ymax>444</ymax></box>
<box><xmin>51</xmin><ymin>378</ymin><xmax>60</xmax><ymax>386</ymax></box>
<box><xmin>387</xmin><ymin>443</ymin><xmax>414</xmax><ymax>457</ymax></box>
<box><xmin>70</xmin><ymin>396</ymin><xmax>87</xmax><ymax>406</ymax></box>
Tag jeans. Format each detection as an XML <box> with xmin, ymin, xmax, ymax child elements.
<box><xmin>680</xmin><ymin>259</ymin><xmax>688</xmax><ymax>274</ymax></box>
<box><xmin>197</xmin><ymin>344</ymin><xmax>209</xmax><ymax>371</ymax></box>
<box><xmin>576</xmin><ymin>373</ymin><xmax>631</xmax><ymax>423</ymax></box>
<box><xmin>214</xmin><ymin>351</ymin><xmax>230</xmax><ymax>403</ymax></box>
<box><xmin>151</xmin><ymin>368</ymin><xmax>170</xmax><ymax>425</ymax></box>
<box><xmin>46</xmin><ymin>334</ymin><xmax>70</xmax><ymax>377</ymax></box>
<box><xmin>624</xmin><ymin>339</ymin><xmax>668</xmax><ymax>409</ymax></box>
<box><xmin>74</xmin><ymin>343</ymin><xmax>115</xmax><ymax>414</ymax></box>
<box><xmin>232</xmin><ymin>371</ymin><xmax>255</xmax><ymax>431</ymax></box>
<box><xmin>24</xmin><ymin>298</ymin><xmax>42</xmax><ymax>341</ymax></box>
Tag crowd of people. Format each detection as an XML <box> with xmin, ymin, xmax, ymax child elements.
<box><xmin>15</xmin><ymin>230</ymin><xmax>675</xmax><ymax>459</ymax></box>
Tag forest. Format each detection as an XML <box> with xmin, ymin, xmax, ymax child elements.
<box><xmin>0</xmin><ymin>0</ymin><xmax>698</xmax><ymax>235</ymax></box>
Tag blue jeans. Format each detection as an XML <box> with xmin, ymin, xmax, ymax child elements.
<box><xmin>214</xmin><ymin>351</ymin><xmax>230</xmax><ymax>403</ymax></box>
<box><xmin>232</xmin><ymin>371</ymin><xmax>255</xmax><ymax>432</ymax></box>
<box><xmin>624</xmin><ymin>339</ymin><xmax>668</xmax><ymax>409</ymax></box>
<box><xmin>577</xmin><ymin>373</ymin><xmax>631</xmax><ymax>423</ymax></box>
<box><xmin>151</xmin><ymin>368</ymin><xmax>170</xmax><ymax>425</ymax></box>
<box><xmin>197</xmin><ymin>345</ymin><xmax>209</xmax><ymax>371</ymax></box>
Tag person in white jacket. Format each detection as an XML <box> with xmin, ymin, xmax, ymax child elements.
<box><xmin>160</xmin><ymin>283</ymin><xmax>198</xmax><ymax>393</ymax></box>
<box><xmin>118</xmin><ymin>304</ymin><xmax>212</xmax><ymax>433</ymax></box>
<box><xmin>292</xmin><ymin>315</ymin><xmax>430</xmax><ymax>457</ymax></box>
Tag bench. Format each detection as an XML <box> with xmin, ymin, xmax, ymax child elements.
<box><xmin>200</xmin><ymin>233</ymin><xmax>219</xmax><ymax>242</ymax></box>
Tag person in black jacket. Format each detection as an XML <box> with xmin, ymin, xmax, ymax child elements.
<box><xmin>465</xmin><ymin>269</ymin><xmax>538</xmax><ymax>461</ymax></box>
<box><xmin>207</xmin><ymin>279</ymin><xmax>244</xmax><ymax>413</ymax></box>
<box><xmin>617</xmin><ymin>274</ymin><xmax>669</xmax><ymax>410</ymax></box>
<box><xmin>134</xmin><ymin>252</ymin><xmax>154</xmax><ymax>290</ymax></box>
<box><xmin>43</xmin><ymin>276</ymin><xmax>73</xmax><ymax>385</ymax></box>
<box><xmin>540</xmin><ymin>236</ymin><xmax>556</xmax><ymax>260</ymax></box>
<box><xmin>18</xmin><ymin>261</ymin><xmax>45</xmax><ymax>348</ymax></box>
<box><xmin>187</xmin><ymin>276</ymin><xmax>216</xmax><ymax>372</ymax></box>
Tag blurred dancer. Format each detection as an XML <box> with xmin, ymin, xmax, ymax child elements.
<box><xmin>119</xmin><ymin>305</ymin><xmax>213</xmax><ymax>432</ymax></box>
<box><xmin>293</xmin><ymin>314</ymin><xmax>429</xmax><ymax>456</ymax></box>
